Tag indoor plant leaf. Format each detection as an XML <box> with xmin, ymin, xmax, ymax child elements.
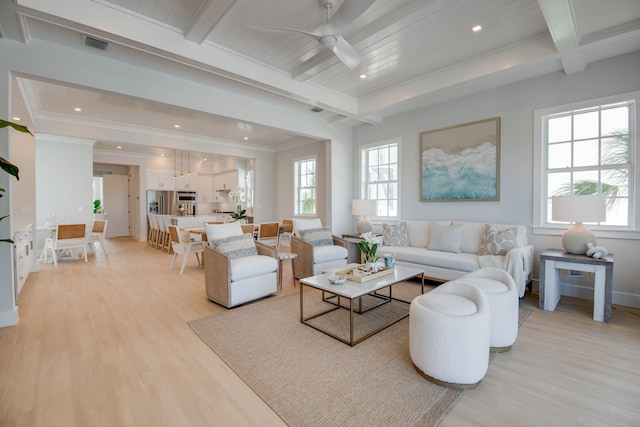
<box><xmin>0</xmin><ymin>119</ymin><xmax>33</xmax><ymax>135</ymax></box>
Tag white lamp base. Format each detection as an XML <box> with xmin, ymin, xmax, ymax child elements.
<box><xmin>356</xmin><ymin>215</ymin><xmax>372</xmax><ymax>235</ymax></box>
<box><xmin>562</xmin><ymin>222</ymin><xmax>597</xmax><ymax>254</ymax></box>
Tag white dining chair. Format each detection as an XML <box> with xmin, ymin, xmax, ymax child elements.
<box><xmin>86</xmin><ymin>220</ymin><xmax>108</xmax><ymax>253</ymax></box>
<box><xmin>168</xmin><ymin>225</ymin><xmax>205</xmax><ymax>274</ymax></box>
<box><xmin>44</xmin><ymin>223</ymin><xmax>88</xmax><ymax>266</ymax></box>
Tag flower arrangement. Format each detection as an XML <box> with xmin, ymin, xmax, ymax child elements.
<box><xmin>358</xmin><ymin>232</ymin><xmax>378</xmax><ymax>264</ymax></box>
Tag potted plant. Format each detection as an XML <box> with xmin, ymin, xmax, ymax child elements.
<box><xmin>1</xmin><ymin>120</ymin><xmax>33</xmax><ymax>243</ymax></box>
<box><xmin>93</xmin><ymin>199</ymin><xmax>103</xmax><ymax>214</ymax></box>
<box><xmin>230</xmin><ymin>205</ymin><xmax>247</xmax><ymax>223</ymax></box>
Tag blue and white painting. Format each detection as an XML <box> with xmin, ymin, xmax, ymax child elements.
<box><xmin>420</xmin><ymin>118</ymin><xmax>499</xmax><ymax>201</ymax></box>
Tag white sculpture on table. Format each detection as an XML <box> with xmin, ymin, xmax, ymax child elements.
<box><xmin>586</xmin><ymin>242</ymin><xmax>608</xmax><ymax>259</ymax></box>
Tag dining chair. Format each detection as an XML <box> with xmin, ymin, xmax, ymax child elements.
<box><xmin>86</xmin><ymin>220</ymin><xmax>108</xmax><ymax>253</ymax></box>
<box><xmin>168</xmin><ymin>225</ymin><xmax>205</xmax><ymax>274</ymax></box>
<box><xmin>160</xmin><ymin>215</ymin><xmax>173</xmax><ymax>253</ymax></box>
<box><xmin>280</xmin><ymin>219</ymin><xmax>293</xmax><ymax>247</ymax></box>
<box><xmin>257</xmin><ymin>222</ymin><xmax>280</xmax><ymax>247</ymax></box>
<box><xmin>44</xmin><ymin>223</ymin><xmax>88</xmax><ymax>266</ymax></box>
<box><xmin>241</xmin><ymin>224</ymin><xmax>256</xmax><ymax>236</ymax></box>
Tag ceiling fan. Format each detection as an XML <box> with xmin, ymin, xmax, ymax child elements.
<box><xmin>248</xmin><ymin>0</ymin><xmax>375</xmax><ymax>70</ymax></box>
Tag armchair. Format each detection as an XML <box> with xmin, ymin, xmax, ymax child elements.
<box><xmin>290</xmin><ymin>218</ymin><xmax>348</xmax><ymax>283</ymax></box>
<box><xmin>204</xmin><ymin>222</ymin><xmax>278</xmax><ymax>308</ymax></box>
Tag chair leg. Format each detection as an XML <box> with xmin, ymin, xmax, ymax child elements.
<box><xmin>170</xmin><ymin>253</ymin><xmax>178</xmax><ymax>271</ymax></box>
<box><xmin>195</xmin><ymin>253</ymin><xmax>201</xmax><ymax>266</ymax></box>
<box><xmin>180</xmin><ymin>254</ymin><xmax>189</xmax><ymax>274</ymax></box>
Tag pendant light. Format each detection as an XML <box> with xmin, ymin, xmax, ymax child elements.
<box><xmin>174</xmin><ymin>149</ymin><xmax>177</xmax><ymax>180</ymax></box>
<box><xmin>187</xmin><ymin>151</ymin><xmax>191</xmax><ymax>176</ymax></box>
<box><xmin>179</xmin><ymin>151</ymin><xmax>184</xmax><ymax>179</ymax></box>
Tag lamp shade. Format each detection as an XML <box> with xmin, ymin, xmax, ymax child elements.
<box><xmin>552</xmin><ymin>194</ymin><xmax>606</xmax><ymax>254</ymax></box>
<box><xmin>551</xmin><ymin>195</ymin><xmax>606</xmax><ymax>223</ymax></box>
<box><xmin>352</xmin><ymin>199</ymin><xmax>376</xmax><ymax>216</ymax></box>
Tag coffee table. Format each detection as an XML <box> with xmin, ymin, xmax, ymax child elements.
<box><xmin>299</xmin><ymin>265</ymin><xmax>424</xmax><ymax>346</ymax></box>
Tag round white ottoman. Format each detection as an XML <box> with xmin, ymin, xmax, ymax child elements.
<box><xmin>458</xmin><ymin>267</ymin><xmax>519</xmax><ymax>352</ymax></box>
<box><xmin>409</xmin><ymin>281</ymin><xmax>490</xmax><ymax>389</ymax></box>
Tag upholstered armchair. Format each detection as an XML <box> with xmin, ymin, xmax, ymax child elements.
<box><xmin>290</xmin><ymin>218</ymin><xmax>349</xmax><ymax>283</ymax></box>
<box><xmin>204</xmin><ymin>222</ymin><xmax>278</xmax><ymax>308</ymax></box>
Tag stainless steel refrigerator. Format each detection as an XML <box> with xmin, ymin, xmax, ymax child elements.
<box><xmin>147</xmin><ymin>190</ymin><xmax>177</xmax><ymax>215</ymax></box>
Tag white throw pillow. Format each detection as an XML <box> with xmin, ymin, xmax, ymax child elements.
<box><xmin>205</xmin><ymin>222</ymin><xmax>243</xmax><ymax>242</ymax></box>
<box><xmin>428</xmin><ymin>222</ymin><xmax>464</xmax><ymax>253</ymax></box>
<box><xmin>212</xmin><ymin>234</ymin><xmax>258</xmax><ymax>259</ymax></box>
<box><xmin>478</xmin><ymin>224</ymin><xmax>517</xmax><ymax>255</ymax></box>
<box><xmin>292</xmin><ymin>218</ymin><xmax>322</xmax><ymax>236</ymax></box>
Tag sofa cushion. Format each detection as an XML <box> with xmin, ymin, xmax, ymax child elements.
<box><xmin>382</xmin><ymin>221</ymin><xmax>409</xmax><ymax>246</ymax></box>
<box><xmin>428</xmin><ymin>222</ymin><xmax>464</xmax><ymax>253</ymax></box>
<box><xmin>313</xmin><ymin>244</ymin><xmax>349</xmax><ymax>264</ymax></box>
<box><xmin>299</xmin><ymin>226</ymin><xmax>334</xmax><ymax>247</ymax></box>
<box><xmin>205</xmin><ymin>222</ymin><xmax>243</xmax><ymax>242</ymax></box>
<box><xmin>479</xmin><ymin>224</ymin><xmax>518</xmax><ymax>255</ymax></box>
<box><xmin>379</xmin><ymin>246</ymin><xmax>480</xmax><ymax>272</ymax></box>
<box><xmin>230</xmin><ymin>254</ymin><xmax>277</xmax><ymax>281</ymax></box>
<box><xmin>459</xmin><ymin>221</ymin><xmax>485</xmax><ymax>254</ymax></box>
<box><xmin>213</xmin><ymin>234</ymin><xmax>258</xmax><ymax>259</ymax></box>
<box><xmin>292</xmin><ymin>218</ymin><xmax>322</xmax><ymax>236</ymax></box>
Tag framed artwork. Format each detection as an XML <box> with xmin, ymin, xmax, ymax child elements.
<box><xmin>420</xmin><ymin>117</ymin><xmax>500</xmax><ymax>202</ymax></box>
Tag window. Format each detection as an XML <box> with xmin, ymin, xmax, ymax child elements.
<box><xmin>294</xmin><ymin>157</ymin><xmax>317</xmax><ymax>216</ymax></box>
<box><xmin>535</xmin><ymin>92</ymin><xmax>637</xmax><ymax>229</ymax></box>
<box><xmin>360</xmin><ymin>140</ymin><xmax>399</xmax><ymax>218</ymax></box>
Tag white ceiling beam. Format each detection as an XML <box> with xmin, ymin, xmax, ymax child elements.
<box><xmin>15</xmin><ymin>0</ymin><xmax>362</xmax><ymax>121</ymax></box>
<box><xmin>537</xmin><ymin>0</ymin><xmax>585</xmax><ymax>75</ymax></box>
<box><xmin>358</xmin><ymin>35</ymin><xmax>560</xmax><ymax>117</ymax></box>
<box><xmin>184</xmin><ymin>0</ymin><xmax>237</xmax><ymax>44</ymax></box>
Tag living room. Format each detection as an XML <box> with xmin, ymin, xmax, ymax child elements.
<box><xmin>1</xmin><ymin>1</ymin><xmax>639</xmax><ymax>424</ymax></box>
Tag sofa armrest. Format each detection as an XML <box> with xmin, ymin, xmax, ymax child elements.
<box><xmin>204</xmin><ymin>245</ymin><xmax>231</xmax><ymax>306</ymax></box>
<box><xmin>505</xmin><ymin>244</ymin><xmax>534</xmax><ymax>297</ymax></box>
<box><xmin>255</xmin><ymin>241</ymin><xmax>276</xmax><ymax>257</ymax></box>
<box><xmin>332</xmin><ymin>235</ymin><xmax>347</xmax><ymax>248</ymax></box>
<box><xmin>290</xmin><ymin>235</ymin><xmax>314</xmax><ymax>281</ymax></box>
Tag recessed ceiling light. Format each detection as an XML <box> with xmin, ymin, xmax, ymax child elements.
<box><xmin>116</xmin><ymin>145</ymin><xmax>122</xmax><ymax>149</ymax></box>
<box><xmin>174</xmin><ymin>124</ymin><xmax>180</xmax><ymax>128</ymax></box>
<box><xmin>12</xmin><ymin>117</ymin><xmax>20</xmax><ymax>121</ymax></box>
<box><xmin>359</xmin><ymin>74</ymin><xmax>368</xmax><ymax>79</ymax></box>
<box><xmin>160</xmin><ymin>153</ymin><xmax>165</xmax><ymax>157</ymax></box>
<box><xmin>472</xmin><ymin>25</ymin><xmax>482</xmax><ymax>32</ymax></box>
<box><xmin>74</xmin><ymin>107</ymin><xmax>82</xmax><ymax>112</ymax></box>
<box><xmin>243</xmin><ymin>136</ymin><xmax>249</xmax><ymax>140</ymax></box>
<box><xmin>203</xmin><ymin>158</ymin><xmax>207</xmax><ymax>162</ymax></box>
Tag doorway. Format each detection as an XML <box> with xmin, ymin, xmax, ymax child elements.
<box><xmin>103</xmin><ymin>175</ymin><xmax>130</xmax><ymax>237</ymax></box>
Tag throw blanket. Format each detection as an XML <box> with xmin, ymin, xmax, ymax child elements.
<box><xmin>479</xmin><ymin>249</ymin><xmax>531</xmax><ymax>297</ymax></box>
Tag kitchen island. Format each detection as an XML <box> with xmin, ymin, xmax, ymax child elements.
<box><xmin>171</xmin><ymin>215</ymin><xmax>221</xmax><ymax>229</ymax></box>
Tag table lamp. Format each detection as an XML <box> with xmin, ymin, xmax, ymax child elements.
<box><xmin>352</xmin><ymin>199</ymin><xmax>376</xmax><ymax>235</ymax></box>
<box><xmin>551</xmin><ymin>194</ymin><xmax>606</xmax><ymax>254</ymax></box>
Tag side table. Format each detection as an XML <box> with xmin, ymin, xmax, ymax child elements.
<box><xmin>539</xmin><ymin>249</ymin><xmax>614</xmax><ymax>323</ymax></box>
<box><xmin>278</xmin><ymin>252</ymin><xmax>298</xmax><ymax>290</ymax></box>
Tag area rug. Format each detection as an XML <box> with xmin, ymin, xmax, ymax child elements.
<box><xmin>189</xmin><ymin>284</ymin><xmax>531</xmax><ymax>427</ymax></box>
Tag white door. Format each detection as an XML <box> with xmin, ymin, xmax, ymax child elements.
<box><xmin>103</xmin><ymin>175</ymin><xmax>130</xmax><ymax>238</ymax></box>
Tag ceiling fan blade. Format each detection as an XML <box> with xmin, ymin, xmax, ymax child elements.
<box><xmin>332</xmin><ymin>36</ymin><xmax>361</xmax><ymax>69</ymax></box>
<box><xmin>248</xmin><ymin>25</ymin><xmax>321</xmax><ymax>42</ymax></box>
<box><xmin>323</xmin><ymin>0</ymin><xmax>376</xmax><ymax>35</ymax></box>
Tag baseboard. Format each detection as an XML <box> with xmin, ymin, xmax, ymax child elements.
<box><xmin>0</xmin><ymin>307</ymin><xmax>19</xmax><ymax>328</ymax></box>
<box><xmin>530</xmin><ymin>279</ymin><xmax>640</xmax><ymax>308</ymax></box>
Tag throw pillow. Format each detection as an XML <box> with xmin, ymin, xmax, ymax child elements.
<box><xmin>428</xmin><ymin>222</ymin><xmax>464</xmax><ymax>253</ymax></box>
<box><xmin>292</xmin><ymin>218</ymin><xmax>322</xmax><ymax>237</ymax></box>
<box><xmin>212</xmin><ymin>234</ymin><xmax>258</xmax><ymax>259</ymax></box>
<box><xmin>479</xmin><ymin>224</ymin><xmax>517</xmax><ymax>255</ymax></box>
<box><xmin>205</xmin><ymin>222</ymin><xmax>243</xmax><ymax>242</ymax></box>
<box><xmin>382</xmin><ymin>222</ymin><xmax>410</xmax><ymax>247</ymax></box>
<box><xmin>299</xmin><ymin>226</ymin><xmax>334</xmax><ymax>247</ymax></box>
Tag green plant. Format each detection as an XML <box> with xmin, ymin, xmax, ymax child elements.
<box><xmin>93</xmin><ymin>199</ymin><xmax>102</xmax><ymax>214</ymax></box>
<box><xmin>358</xmin><ymin>232</ymin><xmax>379</xmax><ymax>263</ymax></box>
<box><xmin>1</xmin><ymin>120</ymin><xmax>33</xmax><ymax>243</ymax></box>
<box><xmin>230</xmin><ymin>205</ymin><xmax>247</xmax><ymax>221</ymax></box>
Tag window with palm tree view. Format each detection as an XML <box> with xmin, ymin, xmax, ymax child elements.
<box><xmin>294</xmin><ymin>157</ymin><xmax>317</xmax><ymax>216</ymax></box>
<box><xmin>542</xmin><ymin>96</ymin><xmax>634</xmax><ymax>227</ymax></box>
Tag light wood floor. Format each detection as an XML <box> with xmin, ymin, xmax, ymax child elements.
<box><xmin>1</xmin><ymin>238</ymin><xmax>639</xmax><ymax>426</ymax></box>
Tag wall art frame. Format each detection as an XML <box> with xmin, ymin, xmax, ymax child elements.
<box><xmin>420</xmin><ymin>117</ymin><xmax>500</xmax><ymax>202</ymax></box>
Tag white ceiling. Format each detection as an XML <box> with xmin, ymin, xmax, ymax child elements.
<box><xmin>1</xmin><ymin>0</ymin><xmax>639</xmax><ymax>157</ymax></box>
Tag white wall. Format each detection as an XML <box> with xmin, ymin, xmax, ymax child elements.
<box><xmin>353</xmin><ymin>51</ymin><xmax>640</xmax><ymax>308</ymax></box>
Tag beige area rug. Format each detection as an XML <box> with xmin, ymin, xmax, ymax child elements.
<box><xmin>189</xmin><ymin>283</ymin><xmax>531</xmax><ymax>427</ymax></box>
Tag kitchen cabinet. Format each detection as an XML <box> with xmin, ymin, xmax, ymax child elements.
<box><xmin>13</xmin><ymin>225</ymin><xmax>33</xmax><ymax>300</ymax></box>
<box><xmin>196</xmin><ymin>174</ymin><xmax>214</xmax><ymax>202</ymax></box>
<box><xmin>147</xmin><ymin>170</ymin><xmax>175</xmax><ymax>190</ymax></box>
<box><xmin>175</xmin><ymin>175</ymin><xmax>196</xmax><ymax>191</ymax></box>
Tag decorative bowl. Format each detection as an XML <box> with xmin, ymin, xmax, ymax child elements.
<box><xmin>327</xmin><ymin>274</ymin><xmax>347</xmax><ymax>285</ymax></box>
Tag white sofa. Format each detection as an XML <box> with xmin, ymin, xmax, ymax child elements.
<box><xmin>376</xmin><ymin>220</ymin><xmax>533</xmax><ymax>297</ymax></box>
